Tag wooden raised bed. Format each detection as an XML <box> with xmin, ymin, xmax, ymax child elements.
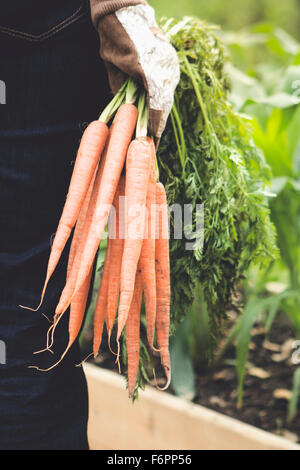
<box><xmin>84</xmin><ymin>363</ymin><xmax>300</xmax><ymax>451</ymax></box>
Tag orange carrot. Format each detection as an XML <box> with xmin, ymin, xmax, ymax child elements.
<box><xmin>140</xmin><ymin>140</ymin><xmax>157</xmax><ymax>349</ymax></box>
<box><xmin>32</xmin><ymin>186</ymin><xmax>110</xmax><ymax>371</ymax></box>
<box><xmin>67</xmin><ymin>172</ymin><xmax>96</xmax><ymax>280</ymax></box>
<box><xmin>117</xmin><ymin>137</ymin><xmax>152</xmax><ymax>341</ymax></box>
<box><xmin>22</xmin><ymin>121</ymin><xmax>108</xmax><ymax>311</ymax></box>
<box><xmin>68</xmin><ymin>267</ymin><xmax>93</xmax><ymax>348</ymax></box>
<box><xmin>69</xmin><ymin>104</ymin><xmax>137</xmax><ymax>309</ymax></box>
<box><xmin>55</xmin><ymin>154</ymin><xmax>105</xmax><ymax>316</ymax></box>
<box><xmin>31</xmin><ymin>265</ymin><xmax>93</xmax><ymax>372</ymax></box>
<box><xmin>106</xmin><ymin>175</ymin><xmax>125</xmax><ymax>339</ymax></box>
<box><xmin>126</xmin><ymin>267</ymin><xmax>143</xmax><ymax>398</ymax></box>
<box><xmin>93</xmin><ymin>237</ymin><xmax>112</xmax><ymax>357</ymax></box>
<box><xmin>55</xmin><ymin>121</ymin><xmax>114</xmax><ymax>315</ymax></box>
<box><xmin>44</xmin><ymin>173</ymin><xmax>100</xmax><ymax>351</ymax></box>
<box><xmin>155</xmin><ymin>182</ymin><xmax>171</xmax><ymax>388</ymax></box>
<box><xmin>58</xmin><ymin>176</ymin><xmax>96</xmax><ymax>349</ymax></box>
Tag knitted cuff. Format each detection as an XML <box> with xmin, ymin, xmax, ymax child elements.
<box><xmin>90</xmin><ymin>0</ymin><xmax>147</xmax><ymax>26</ymax></box>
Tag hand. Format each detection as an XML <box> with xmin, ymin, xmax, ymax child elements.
<box><xmin>94</xmin><ymin>4</ymin><xmax>180</xmax><ymax>139</ymax></box>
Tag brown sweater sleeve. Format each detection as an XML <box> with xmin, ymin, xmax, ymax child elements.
<box><xmin>90</xmin><ymin>0</ymin><xmax>148</xmax><ymax>27</ymax></box>
<box><xmin>89</xmin><ymin>0</ymin><xmax>162</xmax><ymax>137</ymax></box>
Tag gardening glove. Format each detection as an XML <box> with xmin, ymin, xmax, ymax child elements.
<box><xmin>90</xmin><ymin>0</ymin><xmax>180</xmax><ymax>140</ymax></box>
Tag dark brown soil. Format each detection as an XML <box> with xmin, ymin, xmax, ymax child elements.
<box><xmin>192</xmin><ymin>319</ymin><xmax>300</xmax><ymax>444</ymax></box>
<box><xmin>83</xmin><ymin>316</ymin><xmax>300</xmax><ymax>445</ymax></box>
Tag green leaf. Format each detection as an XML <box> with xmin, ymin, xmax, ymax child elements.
<box><xmin>269</xmin><ymin>177</ymin><xmax>288</xmax><ymax>197</ymax></box>
<box><xmin>288</xmin><ymin>368</ymin><xmax>300</xmax><ymax>423</ymax></box>
<box><xmin>258</xmin><ymin>93</ymin><xmax>299</xmax><ymax>109</ymax></box>
<box><xmin>293</xmin><ymin>144</ymin><xmax>300</xmax><ymax>175</ymax></box>
<box><xmin>265</xmin><ymin>299</ymin><xmax>280</xmax><ymax>332</ymax></box>
<box><xmin>279</xmin><ymin>107</ymin><xmax>298</xmax><ymax>134</ymax></box>
<box><xmin>251</xmin><ymin>23</ymin><xmax>300</xmax><ymax>59</ymax></box>
<box><xmin>244</xmin><ymin>94</ymin><xmax>299</xmax><ymax>110</ymax></box>
<box><xmin>265</xmin><ymin>290</ymin><xmax>299</xmax><ymax>332</ymax></box>
<box><xmin>272</xmin><ymin>28</ymin><xmax>300</xmax><ymax>56</ymax></box>
<box><xmin>236</xmin><ymin>296</ymin><xmax>272</xmax><ymax>407</ymax></box>
<box><xmin>226</xmin><ymin>63</ymin><xmax>265</xmax><ymax>110</ymax></box>
<box><xmin>252</xmin><ymin>110</ymin><xmax>294</xmax><ymax>177</ymax></box>
<box><xmin>270</xmin><ymin>183</ymin><xmax>300</xmax><ymax>292</ymax></box>
<box><xmin>293</xmin><ymin>51</ymin><xmax>300</xmax><ymax>66</ymax></box>
<box><xmin>170</xmin><ymin>317</ymin><xmax>196</xmax><ymax>401</ymax></box>
<box><xmin>282</xmin><ymin>66</ymin><xmax>300</xmax><ymax>96</ymax></box>
<box><xmin>190</xmin><ymin>284</ymin><xmax>212</xmax><ymax>365</ymax></box>
<box><xmin>286</xmin><ymin>106</ymin><xmax>300</xmax><ymax>169</ymax></box>
<box><xmin>96</xmin><ymin>236</ymin><xmax>108</xmax><ymax>272</ymax></box>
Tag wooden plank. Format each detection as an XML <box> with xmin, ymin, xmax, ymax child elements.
<box><xmin>84</xmin><ymin>363</ymin><xmax>300</xmax><ymax>451</ymax></box>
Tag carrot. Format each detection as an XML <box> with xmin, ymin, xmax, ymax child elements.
<box><xmin>67</xmin><ymin>172</ymin><xmax>96</xmax><ymax>280</ymax></box>
<box><xmin>140</xmin><ymin>139</ymin><xmax>157</xmax><ymax>349</ymax></box>
<box><xmin>55</xmin><ymin>120</ymin><xmax>115</xmax><ymax>315</ymax></box>
<box><xmin>68</xmin><ymin>103</ymin><xmax>137</xmax><ymax>309</ymax></box>
<box><xmin>68</xmin><ymin>267</ymin><xmax>93</xmax><ymax>348</ymax></box>
<box><xmin>126</xmin><ymin>267</ymin><xmax>143</xmax><ymax>398</ymax></box>
<box><xmin>117</xmin><ymin>137</ymin><xmax>152</xmax><ymax>341</ymax></box>
<box><xmin>55</xmin><ymin>152</ymin><xmax>106</xmax><ymax>316</ymax></box>
<box><xmin>31</xmin><ymin>175</ymin><xmax>109</xmax><ymax>371</ymax></box>
<box><xmin>65</xmin><ymin>181</ymin><xmax>96</xmax><ymax>347</ymax></box>
<box><xmin>21</xmin><ymin>121</ymin><xmax>108</xmax><ymax>311</ymax></box>
<box><xmin>31</xmin><ymin>266</ymin><xmax>94</xmax><ymax>372</ymax></box>
<box><xmin>43</xmin><ymin>174</ymin><xmax>99</xmax><ymax>352</ymax></box>
<box><xmin>106</xmin><ymin>175</ymin><xmax>125</xmax><ymax>340</ymax></box>
<box><xmin>93</xmin><ymin>237</ymin><xmax>112</xmax><ymax>357</ymax></box>
<box><xmin>155</xmin><ymin>182</ymin><xmax>171</xmax><ymax>388</ymax></box>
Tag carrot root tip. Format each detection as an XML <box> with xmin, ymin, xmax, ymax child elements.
<box><xmin>29</xmin><ymin>343</ymin><xmax>71</xmax><ymax>372</ymax></box>
<box><xmin>116</xmin><ymin>340</ymin><xmax>121</xmax><ymax>374</ymax></box>
<box><xmin>150</xmin><ymin>342</ymin><xmax>161</xmax><ymax>353</ymax></box>
<box><xmin>33</xmin><ymin>347</ymin><xmax>54</xmax><ymax>355</ymax></box>
<box><xmin>153</xmin><ymin>366</ymin><xmax>171</xmax><ymax>392</ymax></box>
<box><xmin>75</xmin><ymin>352</ymin><xmax>93</xmax><ymax>368</ymax></box>
<box><xmin>42</xmin><ymin>313</ymin><xmax>53</xmax><ymax>324</ymax></box>
<box><xmin>19</xmin><ymin>304</ymin><xmax>40</xmax><ymax>312</ymax></box>
<box><xmin>108</xmin><ymin>332</ymin><xmax>118</xmax><ymax>356</ymax></box>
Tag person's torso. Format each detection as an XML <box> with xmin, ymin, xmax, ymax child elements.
<box><xmin>0</xmin><ymin>0</ymin><xmax>87</xmax><ymax>37</ymax></box>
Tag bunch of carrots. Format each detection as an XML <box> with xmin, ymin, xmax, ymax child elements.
<box><xmin>22</xmin><ymin>80</ymin><xmax>171</xmax><ymax>398</ymax></box>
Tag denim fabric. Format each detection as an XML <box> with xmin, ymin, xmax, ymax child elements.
<box><xmin>0</xmin><ymin>0</ymin><xmax>110</xmax><ymax>449</ymax></box>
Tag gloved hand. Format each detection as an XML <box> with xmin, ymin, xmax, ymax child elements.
<box><xmin>90</xmin><ymin>0</ymin><xmax>180</xmax><ymax>139</ymax></box>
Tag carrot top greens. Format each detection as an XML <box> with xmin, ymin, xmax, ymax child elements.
<box><xmin>76</xmin><ymin>18</ymin><xmax>279</xmax><ymax>398</ymax></box>
<box><xmin>156</xmin><ymin>17</ymin><xmax>278</xmax><ymax>352</ymax></box>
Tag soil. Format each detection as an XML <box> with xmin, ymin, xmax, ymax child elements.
<box><xmin>192</xmin><ymin>318</ymin><xmax>300</xmax><ymax>444</ymax></box>
<box><xmin>84</xmin><ymin>315</ymin><xmax>300</xmax><ymax>445</ymax></box>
